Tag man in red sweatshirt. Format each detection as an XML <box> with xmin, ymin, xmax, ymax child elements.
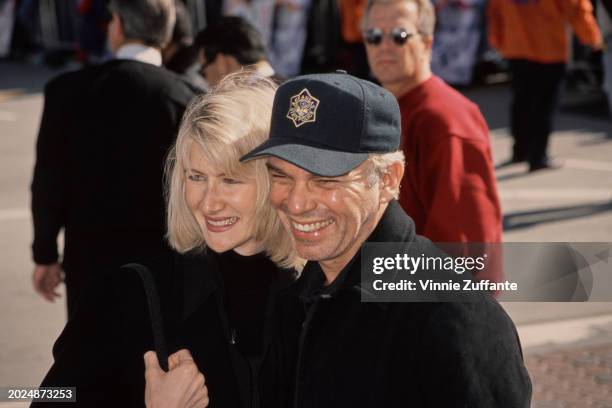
<box><xmin>363</xmin><ymin>0</ymin><xmax>502</xmax><ymax>247</ymax></box>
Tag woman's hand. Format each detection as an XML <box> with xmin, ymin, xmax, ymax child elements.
<box><xmin>144</xmin><ymin>349</ymin><xmax>209</xmax><ymax>408</ymax></box>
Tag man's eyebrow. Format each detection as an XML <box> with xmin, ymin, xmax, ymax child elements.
<box><xmin>266</xmin><ymin>163</ymin><xmax>287</xmax><ymax>175</ymax></box>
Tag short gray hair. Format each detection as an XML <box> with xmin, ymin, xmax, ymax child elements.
<box><xmin>369</xmin><ymin>150</ymin><xmax>405</xmax><ymax>199</ymax></box>
<box><xmin>364</xmin><ymin>0</ymin><xmax>436</xmax><ymax>38</ymax></box>
<box><xmin>109</xmin><ymin>0</ymin><xmax>176</xmax><ymax>48</ymax></box>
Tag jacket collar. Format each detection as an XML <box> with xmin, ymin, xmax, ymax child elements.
<box><xmin>299</xmin><ymin>200</ymin><xmax>416</xmax><ymax>302</ymax></box>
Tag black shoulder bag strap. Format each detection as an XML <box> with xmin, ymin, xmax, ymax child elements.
<box><xmin>122</xmin><ymin>263</ymin><xmax>169</xmax><ymax>372</ymax></box>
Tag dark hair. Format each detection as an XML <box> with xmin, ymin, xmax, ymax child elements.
<box><xmin>108</xmin><ymin>0</ymin><xmax>175</xmax><ymax>48</ymax></box>
<box><xmin>172</xmin><ymin>1</ymin><xmax>193</xmax><ymax>46</ymax></box>
<box><xmin>194</xmin><ymin>16</ymin><xmax>267</xmax><ymax>65</ymax></box>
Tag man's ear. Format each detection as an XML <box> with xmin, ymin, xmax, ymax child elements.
<box><xmin>112</xmin><ymin>13</ymin><xmax>124</xmax><ymax>37</ymax></box>
<box><xmin>379</xmin><ymin>162</ymin><xmax>404</xmax><ymax>203</ymax></box>
<box><xmin>414</xmin><ymin>36</ymin><xmax>433</xmax><ymax>67</ymax></box>
<box><xmin>422</xmin><ymin>35</ymin><xmax>434</xmax><ymax>53</ymax></box>
<box><xmin>108</xmin><ymin>12</ymin><xmax>125</xmax><ymax>52</ymax></box>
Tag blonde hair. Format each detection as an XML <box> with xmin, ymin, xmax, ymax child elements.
<box><xmin>165</xmin><ymin>71</ymin><xmax>299</xmax><ymax>269</ymax></box>
<box><xmin>363</xmin><ymin>0</ymin><xmax>436</xmax><ymax>38</ymax></box>
<box><xmin>369</xmin><ymin>150</ymin><xmax>405</xmax><ymax>199</ymax></box>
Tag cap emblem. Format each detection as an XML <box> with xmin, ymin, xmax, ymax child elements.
<box><xmin>286</xmin><ymin>88</ymin><xmax>320</xmax><ymax>128</ymax></box>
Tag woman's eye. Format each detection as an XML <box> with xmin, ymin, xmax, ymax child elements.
<box><xmin>187</xmin><ymin>173</ymin><xmax>206</xmax><ymax>182</ymax></box>
<box><xmin>223</xmin><ymin>177</ymin><xmax>242</xmax><ymax>184</ymax></box>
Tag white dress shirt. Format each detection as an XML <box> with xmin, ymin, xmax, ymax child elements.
<box><xmin>115</xmin><ymin>44</ymin><xmax>163</xmax><ymax>67</ymax></box>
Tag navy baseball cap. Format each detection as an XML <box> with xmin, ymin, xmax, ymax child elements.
<box><xmin>240</xmin><ymin>72</ymin><xmax>401</xmax><ymax>177</ymax></box>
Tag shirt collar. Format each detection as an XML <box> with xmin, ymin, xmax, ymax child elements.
<box><xmin>250</xmin><ymin>60</ymin><xmax>275</xmax><ymax>78</ymax></box>
<box><xmin>397</xmin><ymin>75</ymin><xmax>437</xmax><ymax>104</ymax></box>
<box><xmin>115</xmin><ymin>44</ymin><xmax>163</xmax><ymax>67</ymax></box>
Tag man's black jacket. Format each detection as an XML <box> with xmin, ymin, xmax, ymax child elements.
<box><xmin>31</xmin><ymin>59</ymin><xmax>197</xmax><ymax>311</ymax></box>
<box><xmin>261</xmin><ymin>201</ymin><xmax>532</xmax><ymax>408</ymax></box>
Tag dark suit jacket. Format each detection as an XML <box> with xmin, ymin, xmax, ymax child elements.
<box><xmin>261</xmin><ymin>202</ymin><xmax>532</xmax><ymax>408</ymax></box>
<box><xmin>33</xmin><ymin>250</ymin><xmax>294</xmax><ymax>408</ymax></box>
<box><xmin>31</xmin><ymin>59</ymin><xmax>198</xmax><ymax>309</ymax></box>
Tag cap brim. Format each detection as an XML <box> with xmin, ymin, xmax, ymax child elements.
<box><xmin>240</xmin><ymin>138</ymin><xmax>369</xmax><ymax>177</ymax></box>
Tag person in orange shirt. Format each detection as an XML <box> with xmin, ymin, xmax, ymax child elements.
<box><xmin>488</xmin><ymin>0</ymin><xmax>602</xmax><ymax>171</ymax></box>
<box><xmin>339</xmin><ymin>0</ymin><xmax>370</xmax><ymax>78</ymax></box>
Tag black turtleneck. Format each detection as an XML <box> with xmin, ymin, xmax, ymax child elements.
<box><xmin>216</xmin><ymin>250</ymin><xmax>277</xmax><ymax>358</ymax></box>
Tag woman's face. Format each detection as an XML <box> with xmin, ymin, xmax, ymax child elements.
<box><xmin>184</xmin><ymin>144</ymin><xmax>260</xmax><ymax>255</ymax></box>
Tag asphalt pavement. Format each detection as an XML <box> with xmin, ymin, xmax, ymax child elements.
<box><xmin>0</xmin><ymin>61</ymin><xmax>611</xmax><ymax>406</ymax></box>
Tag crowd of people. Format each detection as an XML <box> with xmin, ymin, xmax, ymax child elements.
<box><xmin>3</xmin><ymin>0</ymin><xmax>610</xmax><ymax>87</ymax></box>
<box><xmin>22</xmin><ymin>0</ymin><xmax>612</xmax><ymax>406</ymax></box>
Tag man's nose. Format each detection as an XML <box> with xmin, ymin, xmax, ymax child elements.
<box><xmin>286</xmin><ymin>181</ymin><xmax>316</xmax><ymax>215</ymax></box>
<box><xmin>379</xmin><ymin>34</ymin><xmax>396</xmax><ymax>51</ymax></box>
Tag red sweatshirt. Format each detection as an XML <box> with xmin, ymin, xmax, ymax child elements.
<box><xmin>398</xmin><ymin>76</ymin><xmax>502</xmax><ymax>245</ymax></box>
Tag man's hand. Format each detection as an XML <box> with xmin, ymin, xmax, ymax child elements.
<box><xmin>32</xmin><ymin>263</ymin><xmax>62</xmax><ymax>302</ymax></box>
<box><xmin>144</xmin><ymin>350</ymin><xmax>209</xmax><ymax>408</ymax></box>
<box><xmin>591</xmin><ymin>41</ymin><xmax>605</xmax><ymax>52</ymax></box>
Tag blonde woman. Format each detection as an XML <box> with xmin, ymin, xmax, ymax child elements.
<box><xmin>34</xmin><ymin>73</ymin><xmax>298</xmax><ymax>408</ymax></box>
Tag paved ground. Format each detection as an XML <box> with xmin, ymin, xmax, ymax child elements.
<box><xmin>462</xmin><ymin>82</ymin><xmax>612</xmax><ymax>407</ymax></box>
<box><xmin>0</xmin><ymin>61</ymin><xmax>610</xmax><ymax>405</ymax></box>
<box><xmin>528</xmin><ymin>344</ymin><xmax>612</xmax><ymax>408</ymax></box>
<box><xmin>518</xmin><ymin>313</ymin><xmax>612</xmax><ymax>407</ymax></box>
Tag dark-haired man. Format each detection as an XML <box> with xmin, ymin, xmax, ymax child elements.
<box><xmin>194</xmin><ymin>16</ymin><xmax>281</xmax><ymax>85</ymax></box>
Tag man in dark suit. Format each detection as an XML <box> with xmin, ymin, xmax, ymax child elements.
<box><xmin>31</xmin><ymin>0</ymin><xmax>197</xmax><ymax>316</ymax></box>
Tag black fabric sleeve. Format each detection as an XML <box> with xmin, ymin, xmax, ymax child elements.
<box><xmin>417</xmin><ymin>298</ymin><xmax>532</xmax><ymax>407</ymax></box>
<box><xmin>31</xmin><ymin>270</ymin><xmax>150</xmax><ymax>407</ymax></box>
<box><xmin>31</xmin><ymin>79</ymin><xmax>69</xmax><ymax>265</ymax></box>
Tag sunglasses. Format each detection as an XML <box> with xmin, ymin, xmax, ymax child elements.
<box><xmin>363</xmin><ymin>27</ymin><xmax>416</xmax><ymax>46</ymax></box>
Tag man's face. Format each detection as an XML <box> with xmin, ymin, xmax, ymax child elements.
<box><xmin>364</xmin><ymin>1</ymin><xmax>431</xmax><ymax>90</ymax></box>
<box><xmin>199</xmin><ymin>50</ymin><xmax>225</xmax><ymax>86</ymax></box>
<box><xmin>267</xmin><ymin>157</ymin><xmax>384</xmax><ymax>270</ymax></box>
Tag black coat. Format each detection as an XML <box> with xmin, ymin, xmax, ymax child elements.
<box><xmin>33</xmin><ymin>250</ymin><xmax>294</xmax><ymax>408</ymax></box>
<box><xmin>261</xmin><ymin>201</ymin><xmax>532</xmax><ymax>408</ymax></box>
<box><xmin>31</xmin><ymin>59</ymin><xmax>198</xmax><ymax>312</ymax></box>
